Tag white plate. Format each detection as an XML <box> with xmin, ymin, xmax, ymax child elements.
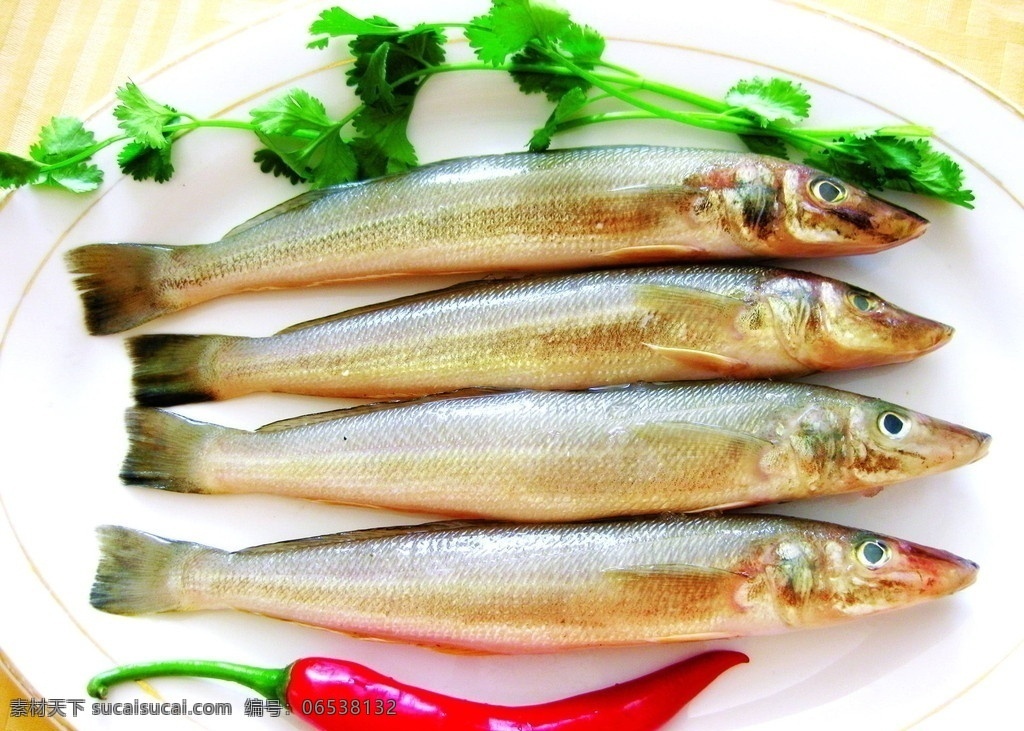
<box><xmin>2</xmin><ymin>1</ymin><xmax>1022</xmax><ymax>729</ymax></box>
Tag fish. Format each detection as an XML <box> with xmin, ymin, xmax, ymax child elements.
<box><xmin>65</xmin><ymin>146</ymin><xmax>929</xmax><ymax>335</ymax></box>
<box><xmin>89</xmin><ymin>513</ymin><xmax>978</xmax><ymax>653</ymax></box>
<box><xmin>126</xmin><ymin>265</ymin><xmax>952</xmax><ymax>406</ymax></box>
<box><xmin>120</xmin><ymin>382</ymin><xmax>989</xmax><ymax>520</ymax></box>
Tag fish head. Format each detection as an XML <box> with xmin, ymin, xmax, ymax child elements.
<box><xmin>779</xmin><ymin>391</ymin><xmax>989</xmax><ymax>492</ymax></box>
<box><xmin>760</xmin><ymin>161</ymin><xmax>929</xmax><ymax>256</ymax></box>
<box><xmin>839</xmin><ymin>398</ymin><xmax>990</xmax><ymax>488</ymax></box>
<box><xmin>764</xmin><ymin>524</ymin><xmax>978</xmax><ymax>627</ymax></box>
<box><xmin>764</xmin><ymin>272</ymin><xmax>954</xmax><ymax>370</ymax></box>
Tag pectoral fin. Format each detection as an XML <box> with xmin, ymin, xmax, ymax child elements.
<box><xmin>635</xmin><ymin>284</ymin><xmax>745</xmax><ymax>319</ymax></box>
<box><xmin>605</xmin><ymin>563</ymin><xmax>750</xmax><ymax>602</ymax></box>
<box><xmin>643</xmin><ymin>344</ymin><xmax>747</xmax><ymax>375</ymax></box>
<box><xmin>630</xmin><ymin>421</ymin><xmax>772</xmax><ymax>478</ymax></box>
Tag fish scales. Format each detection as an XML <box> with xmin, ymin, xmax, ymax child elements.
<box><xmin>127</xmin><ymin>266</ymin><xmax>953</xmax><ymax>405</ymax></box>
<box><xmin>121</xmin><ymin>381</ymin><xmax>990</xmax><ymax>519</ymax></box>
<box><xmin>65</xmin><ymin>146</ymin><xmax>929</xmax><ymax>334</ymax></box>
<box><xmin>90</xmin><ymin>514</ymin><xmax>979</xmax><ymax>653</ymax></box>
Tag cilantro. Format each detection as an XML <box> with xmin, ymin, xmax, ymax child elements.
<box><xmin>250</xmin><ymin>89</ymin><xmax>334</xmax><ymax>137</ymax></box>
<box><xmin>468</xmin><ymin>0</ymin><xmax>603</xmax><ymax>102</ymax></box>
<box><xmin>250</xmin><ymin>89</ymin><xmax>359</xmax><ymax>187</ymax></box>
<box><xmin>0</xmin><ymin>0</ymin><xmax>974</xmax><ymax>208</ymax></box>
<box><xmin>118</xmin><ymin>142</ymin><xmax>175</xmax><ymax>183</ymax></box>
<box><xmin>114</xmin><ymin>82</ymin><xmax>181</xmax><ymax>148</ymax></box>
<box><xmin>308</xmin><ymin>9</ymin><xmax>403</xmax><ymax>49</ymax></box>
<box><xmin>466</xmin><ymin>0</ymin><xmax>574</xmax><ymax>65</ymax></box>
<box><xmin>0</xmin><ymin>152</ymin><xmax>42</xmax><ymax>189</ymax></box>
<box><xmin>739</xmin><ymin>134</ymin><xmax>790</xmax><ymax>159</ymax></box>
<box><xmin>351</xmin><ymin>106</ymin><xmax>418</xmax><ymax>176</ymax></box>
<box><xmin>6</xmin><ymin>117</ymin><xmax>106</xmax><ymax>192</ymax></box>
<box><xmin>726</xmin><ymin>77</ymin><xmax>811</xmax><ymax>126</ymax></box>
<box><xmin>253</xmin><ymin>148</ymin><xmax>306</xmax><ymax>184</ymax></box>
<box><xmin>529</xmin><ymin>86</ymin><xmax>589</xmax><ymax>151</ymax></box>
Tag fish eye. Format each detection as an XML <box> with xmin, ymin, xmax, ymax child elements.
<box><xmin>856</xmin><ymin>539</ymin><xmax>892</xmax><ymax>570</ymax></box>
<box><xmin>878</xmin><ymin>411</ymin><xmax>912</xmax><ymax>439</ymax></box>
<box><xmin>809</xmin><ymin>176</ymin><xmax>848</xmax><ymax>204</ymax></box>
<box><xmin>848</xmin><ymin>291</ymin><xmax>878</xmax><ymax>312</ymax></box>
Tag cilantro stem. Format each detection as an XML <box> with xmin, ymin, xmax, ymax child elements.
<box><xmin>36</xmin><ymin>133</ymin><xmax>133</xmax><ymax>173</ymax></box>
<box><xmin>553</xmin><ymin>110</ymin><xmax>662</xmax><ymax>131</ymax></box>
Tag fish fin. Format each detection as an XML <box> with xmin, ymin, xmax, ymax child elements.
<box><xmin>690</xmin><ymin>500</ymin><xmax>756</xmax><ymax>512</ymax></box>
<box><xmin>128</xmin><ymin>334</ymin><xmax>237</xmax><ymax>406</ymax></box>
<box><xmin>64</xmin><ymin>243</ymin><xmax>181</xmax><ymax>335</ymax></box>
<box><xmin>642</xmin><ymin>344</ymin><xmax>747</xmax><ymax>375</ymax></box>
<box><xmin>634</xmin><ymin>284</ymin><xmax>746</xmax><ymax>319</ymax></box>
<box><xmin>606</xmin><ymin>563</ymin><xmax>751</xmax><ymax>604</ymax></box>
<box><xmin>121</xmin><ymin>408</ymin><xmax>225</xmax><ymax>493</ymax></box>
<box><xmin>256</xmin><ymin>389</ymin><xmax>507</xmax><ymax>432</ymax></box>
<box><xmin>240</xmin><ymin>519</ymin><xmax>501</xmax><ymax>554</ymax></box>
<box><xmin>274</xmin><ymin>278</ymin><xmax>506</xmax><ymax>334</ymax></box>
<box><xmin>607</xmin><ymin>563</ymin><xmax>750</xmax><ymax>581</ymax></box>
<box><xmin>646</xmin><ymin>632</ymin><xmax>740</xmax><ymax>643</ymax></box>
<box><xmin>601</xmin><ymin>244</ymin><xmax>706</xmax><ymax>263</ymax></box>
<box><xmin>223</xmin><ymin>187</ymin><xmax>342</xmax><ymax>239</ymax></box>
<box><xmin>631</xmin><ymin>421</ymin><xmax>772</xmax><ymax>458</ymax></box>
<box><xmin>90</xmin><ymin>525</ymin><xmax>211</xmax><ymax>615</ymax></box>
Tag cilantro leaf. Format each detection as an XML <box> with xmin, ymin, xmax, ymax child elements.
<box><xmin>556</xmin><ymin>21</ymin><xmax>604</xmax><ymax>64</ymax></box>
<box><xmin>804</xmin><ymin>134</ymin><xmax>974</xmax><ymax>207</ymax></box>
<box><xmin>30</xmin><ymin>117</ymin><xmax>97</xmax><ymax>161</ymax></box>
<box><xmin>113</xmin><ymin>82</ymin><xmax>180</xmax><ymax>148</ymax></box>
<box><xmin>305</xmin><ymin>131</ymin><xmax>359</xmax><ymax>187</ymax></box>
<box><xmin>469</xmin><ymin>0</ymin><xmax>603</xmax><ymax>102</ymax></box>
<box><xmin>0</xmin><ymin>152</ymin><xmax>42</xmax><ymax>189</ymax></box>
<box><xmin>250</xmin><ymin>89</ymin><xmax>333</xmax><ymax>137</ymax></box>
<box><xmin>467</xmin><ymin>0</ymin><xmax>573</xmax><ymax>66</ymax></box>
<box><xmin>253</xmin><ymin>148</ymin><xmax>307</xmax><ymax>184</ymax></box>
<box><xmin>118</xmin><ymin>141</ymin><xmax>175</xmax><ymax>183</ymax></box>
<box><xmin>21</xmin><ymin>117</ymin><xmax>105</xmax><ymax>192</ymax></box>
<box><xmin>308</xmin><ymin>8</ymin><xmax>400</xmax><ymax>49</ymax></box>
<box><xmin>253</xmin><ymin>121</ymin><xmax>359</xmax><ymax>189</ymax></box>
<box><xmin>739</xmin><ymin>133</ymin><xmax>790</xmax><ymax>159</ymax></box>
<box><xmin>529</xmin><ymin>86</ymin><xmax>589</xmax><ymax>150</ymax></box>
<box><xmin>347</xmin><ymin>25</ymin><xmax>446</xmax><ymax>104</ymax></box>
<box><xmin>43</xmin><ymin>162</ymin><xmax>104</xmax><ymax>193</ymax></box>
<box><xmin>355</xmin><ymin>43</ymin><xmax>399</xmax><ymax>111</ymax></box>
<box><xmin>352</xmin><ymin>105</ymin><xmax>418</xmax><ymax>177</ymax></box>
<box><xmin>726</xmin><ymin>77</ymin><xmax>811</xmax><ymax>126</ymax></box>
<box><xmin>510</xmin><ymin>46</ymin><xmax>587</xmax><ymax>101</ymax></box>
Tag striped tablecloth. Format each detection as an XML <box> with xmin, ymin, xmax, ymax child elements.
<box><xmin>1</xmin><ymin>1</ymin><xmax>1021</xmax><ymax>729</ymax></box>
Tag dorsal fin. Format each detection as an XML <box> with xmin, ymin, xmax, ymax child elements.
<box><xmin>239</xmin><ymin>518</ymin><xmax>508</xmax><ymax>554</ymax></box>
<box><xmin>274</xmin><ymin>277</ymin><xmax>523</xmax><ymax>335</ymax></box>
<box><xmin>222</xmin><ymin>187</ymin><xmax>347</xmax><ymax>239</ymax></box>
<box><xmin>255</xmin><ymin>388</ymin><xmax>508</xmax><ymax>432</ymax></box>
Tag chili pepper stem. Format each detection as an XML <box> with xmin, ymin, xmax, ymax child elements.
<box><xmin>86</xmin><ymin>659</ymin><xmax>288</xmax><ymax>702</ymax></box>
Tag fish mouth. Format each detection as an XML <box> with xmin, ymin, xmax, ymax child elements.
<box><xmin>885</xmin><ymin>320</ymin><xmax>955</xmax><ymax>363</ymax></box>
<box><xmin>909</xmin><ymin>543</ymin><xmax>979</xmax><ymax>595</ymax></box>
<box><xmin>965</xmin><ymin>430</ymin><xmax>992</xmax><ymax>464</ymax></box>
<box><xmin>873</xmin><ymin>195</ymin><xmax>930</xmax><ymax>247</ymax></box>
<box><xmin>936</xmin><ymin>423</ymin><xmax>991</xmax><ymax>469</ymax></box>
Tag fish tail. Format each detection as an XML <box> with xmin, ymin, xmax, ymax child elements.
<box><xmin>121</xmin><ymin>408</ymin><xmax>224</xmax><ymax>493</ymax></box>
<box><xmin>128</xmin><ymin>333</ymin><xmax>237</xmax><ymax>406</ymax></box>
<box><xmin>90</xmin><ymin>525</ymin><xmax>212</xmax><ymax>615</ymax></box>
<box><xmin>64</xmin><ymin>243</ymin><xmax>179</xmax><ymax>335</ymax></box>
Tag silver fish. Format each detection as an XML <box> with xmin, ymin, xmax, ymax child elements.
<box><xmin>90</xmin><ymin>514</ymin><xmax>978</xmax><ymax>653</ymax></box>
<box><xmin>65</xmin><ymin>146</ymin><xmax>928</xmax><ymax>334</ymax></box>
<box><xmin>121</xmin><ymin>381</ymin><xmax>989</xmax><ymax>520</ymax></box>
<box><xmin>127</xmin><ymin>265</ymin><xmax>952</xmax><ymax>406</ymax></box>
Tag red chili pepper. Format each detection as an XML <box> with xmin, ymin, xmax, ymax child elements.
<box><xmin>86</xmin><ymin>650</ymin><xmax>748</xmax><ymax>730</ymax></box>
